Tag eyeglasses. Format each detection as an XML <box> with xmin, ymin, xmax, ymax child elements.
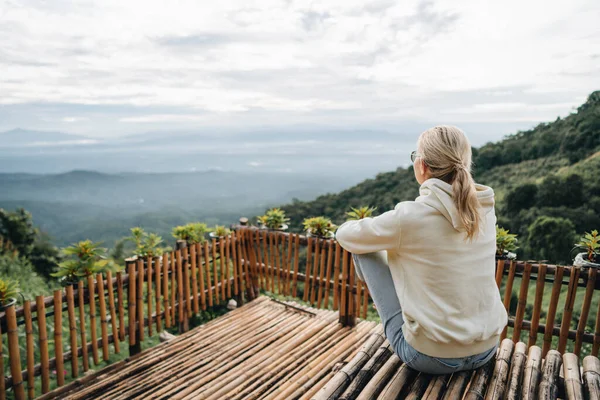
<box><xmin>410</xmin><ymin>151</ymin><xmax>420</xmax><ymax>163</ymax></box>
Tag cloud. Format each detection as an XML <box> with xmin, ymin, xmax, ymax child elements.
<box><xmin>62</xmin><ymin>117</ymin><xmax>88</xmax><ymax>123</ymax></box>
<box><xmin>248</xmin><ymin>161</ymin><xmax>263</xmax><ymax>167</ymax></box>
<box><xmin>0</xmin><ymin>0</ymin><xmax>598</xmax><ymax>136</ymax></box>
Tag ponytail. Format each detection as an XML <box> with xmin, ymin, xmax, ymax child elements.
<box><xmin>452</xmin><ymin>166</ymin><xmax>481</xmax><ymax>241</ymax></box>
<box><xmin>417</xmin><ymin>125</ymin><xmax>481</xmax><ymax>241</ymax></box>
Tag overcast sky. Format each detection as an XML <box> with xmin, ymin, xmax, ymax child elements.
<box><xmin>1</xmin><ymin>0</ymin><xmax>599</xmax><ymax>141</ymax></box>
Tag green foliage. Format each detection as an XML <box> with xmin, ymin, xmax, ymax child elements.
<box><xmin>211</xmin><ymin>225</ymin><xmax>231</xmax><ymax>237</ymax></box>
<box><xmin>258</xmin><ymin>208</ymin><xmax>290</xmax><ymax>230</ymax></box>
<box><xmin>527</xmin><ymin>216</ymin><xmax>577</xmax><ymax>264</ymax></box>
<box><xmin>0</xmin><ymin>277</ymin><xmax>19</xmax><ymax>305</ymax></box>
<box><xmin>52</xmin><ymin>240</ymin><xmax>119</xmax><ymax>283</ymax></box>
<box><xmin>504</xmin><ymin>183</ymin><xmax>538</xmax><ymax>213</ymax></box>
<box><xmin>575</xmin><ymin>230</ymin><xmax>599</xmax><ymax>263</ymax></box>
<box><xmin>127</xmin><ymin>227</ymin><xmax>168</xmax><ymax>258</ymax></box>
<box><xmin>303</xmin><ymin>217</ymin><xmax>337</xmax><ymax>238</ymax></box>
<box><xmin>172</xmin><ymin>222</ymin><xmax>208</xmax><ymax>244</ymax></box>
<box><xmin>496</xmin><ymin>226</ymin><xmax>519</xmax><ymax>258</ymax></box>
<box><xmin>346</xmin><ymin>206</ymin><xmax>377</xmax><ymax>220</ymax></box>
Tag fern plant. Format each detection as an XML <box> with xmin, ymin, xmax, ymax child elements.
<box><xmin>210</xmin><ymin>225</ymin><xmax>231</xmax><ymax>238</ymax></box>
<box><xmin>128</xmin><ymin>227</ymin><xmax>168</xmax><ymax>258</ymax></box>
<box><xmin>52</xmin><ymin>240</ymin><xmax>118</xmax><ymax>284</ymax></box>
<box><xmin>0</xmin><ymin>278</ymin><xmax>19</xmax><ymax>308</ymax></box>
<box><xmin>303</xmin><ymin>217</ymin><xmax>337</xmax><ymax>238</ymax></box>
<box><xmin>496</xmin><ymin>226</ymin><xmax>519</xmax><ymax>259</ymax></box>
<box><xmin>346</xmin><ymin>206</ymin><xmax>377</xmax><ymax>220</ymax></box>
<box><xmin>258</xmin><ymin>208</ymin><xmax>290</xmax><ymax>230</ymax></box>
<box><xmin>574</xmin><ymin>230</ymin><xmax>599</xmax><ymax>263</ymax></box>
<box><xmin>172</xmin><ymin>222</ymin><xmax>208</xmax><ymax>245</ymax></box>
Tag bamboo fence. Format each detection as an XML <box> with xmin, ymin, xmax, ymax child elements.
<box><xmin>2</xmin><ymin>225</ymin><xmax>600</xmax><ymax>399</ymax></box>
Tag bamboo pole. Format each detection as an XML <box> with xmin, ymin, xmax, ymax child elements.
<box><xmin>543</xmin><ymin>266</ymin><xmax>565</xmax><ymax>357</ymax></box>
<box><xmin>512</xmin><ymin>263</ymin><xmax>532</xmax><ymax>342</ymax></box>
<box><xmin>443</xmin><ymin>370</ymin><xmax>471</xmax><ymax>400</ymax></box>
<box><xmin>212</xmin><ymin>239</ymin><xmax>219</xmax><ymax>304</ymax></box>
<box><xmin>23</xmin><ymin>300</ymin><xmax>35</xmax><ymax>399</ymax></box>
<box><xmin>317</xmin><ymin>241</ymin><xmax>327</xmax><ymax>308</ymax></box>
<box><xmin>137</xmin><ymin>259</ymin><xmax>145</xmax><ymax>341</ymax></box>
<box><xmin>558</xmin><ymin>266</ymin><xmax>580</xmax><ymax>353</ymax></box>
<box><xmin>422</xmin><ymin>375</ymin><xmax>450</xmax><ymax>400</ymax></box>
<box><xmin>260</xmin><ymin>230</ymin><xmax>267</xmax><ymax>290</ymax></box>
<box><xmin>6</xmin><ymin>305</ymin><xmax>25</xmax><ymax>399</ymax></box>
<box><xmin>53</xmin><ymin>290</ymin><xmax>65</xmax><ymax>386</ymax></box>
<box><xmin>538</xmin><ymin>350</ymin><xmax>562</xmax><ymax>399</ymax></box>
<box><xmin>377</xmin><ymin>363</ymin><xmax>418</xmax><ymax>399</ymax></box>
<box><xmin>226</xmin><ymin>236</ymin><xmax>233</xmax><ymax>298</ymax></box>
<box><xmin>230</xmin><ymin>234</ymin><xmax>238</xmax><ymax>297</ymax></box>
<box><xmin>583</xmin><ymin>356</ymin><xmax>600</xmax><ymax>400</ymax></box>
<box><xmin>205</xmin><ymin>241</ymin><xmax>213</xmax><ymax>307</ymax></box>
<box><xmin>495</xmin><ymin>259</ymin><xmax>505</xmax><ymax>288</ymax></box>
<box><xmin>574</xmin><ymin>268</ymin><xmax>596</xmax><ymax>356</ymax></box>
<box><xmin>198</xmin><ymin>243</ymin><xmax>207</xmax><ymax>310</ymax></box>
<box><xmin>274</xmin><ymin>233</ymin><xmax>281</xmax><ymax>295</ymax></box>
<box><xmin>338</xmin><ymin>343</ymin><xmax>392</xmax><ymax>399</ymax></box>
<box><xmin>88</xmin><ymin>274</ymin><xmax>99</xmax><ymax>365</ymax></box>
<box><xmin>485</xmin><ymin>338</ymin><xmax>514</xmax><ymax>400</ymax></box>
<box><xmin>233</xmin><ymin>232</ymin><xmax>244</xmax><ymax>304</ymax></box>
<box><xmin>163</xmin><ymin>252</ymin><xmax>171</xmax><ymax>328</ymax></box>
<box><xmin>292</xmin><ymin>234</ymin><xmax>300</xmax><ymax>297</ymax></box>
<box><xmin>333</xmin><ymin>242</ymin><xmax>341</xmax><ymax>311</ymax></box>
<box><xmin>521</xmin><ymin>346</ymin><xmax>542</xmax><ymax>400</ymax></box>
<box><xmin>117</xmin><ymin>272</ymin><xmax>125</xmax><ymax>342</ymax></box>
<box><xmin>36</xmin><ymin>295</ymin><xmax>50</xmax><ymax>393</ymax></box>
<box><xmin>464</xmin><ymin>358</ymin><xmax>495</xmax><ymax>400</ymax></box>
<box><xmin>501</xmin><ymin>260</ymin><xmax>517</xmax><ymax>340</ymax></box>
<box><xmin>323</xmin><ymin>241</ymin><xmax>334</xmax><ymax>309</ymax></box>
<box><xmin>304</xmin><ymin>236</ymin><xmax>313</xmax><ymax>302</ymax></box>
<box><xmin>96</xmin><ymin>274</ymin><xmax>109</xmax><ymax>362</ymax></box>
<box><xmin>147</xmin><ymin>256</ymin><xmax>153</xmax><ymax>337</ymax></box>
<box><xmin>105</xmin><ymin>272</ymin><xmax>120</xmax><ymax>354</ymax></box>
<box><xmin>78</xmin><ymin>284</ymin><xmax>89</xmax><ymax>371</ymax></box>
<box><xmin>340</xmin><ymin>249</ymin><xmax>348</xmax><ymax>324</ymax></box>
<box><xmin>0</xmin><ymin>323</ymin><xmax>4</xmax><ymax>400</ymax></box>
<box><xmin>563</xmin><ymin>353</ymin><xmax>584</xmax><ymax>400</ymax></box>
<box><xmin>285</xmin><ymin>233</ymin><xmax>293</xmax><ymax>296</ymax></box>
<box><xmin>65</xmin><ymin>286</ymin><xmax>78</xmax><ymax>379</ymax></box>
<box><xmin>506</xmin><ymin>342</ymin><xmax>527</xmax><ymax>400</ymax></box>
<box><xmin>528</xmin><ymin>264</ymin><xmax>546</xmax><ymax>347</ymax></box>
<box><xmin>182</xmin><ymin>247</ymin><xmax>191</xmax><ymax>330</ymax></box>
<box><xmin>176</xmin><ymin>249</ymin><xmax>185</xmax><ymax>330</ymax></box>
<box><xmin>128</xmin><ymin>261</ymin><xmax>138</xmax><ymax>354</ymax></box>
<box><xmin>310</xmin><ymin>237</ymin><xmax>320</xmax><ymax>305</ymax></box>
<box><xmin>355</xmin><ymin>353</ymin><xmax>401</xmax><ymax>400</ymax></box>
<box><xmin>219</xmin><ymin>238</ymin><xmax>226</xmax><ymax>301</ymax></box>
<box><xmin>170</xmin><ymin>251</ymin><xmax>177</xmax><ymax>324</ymax></box>
<box><xmin>154</xmin><ymin>256</ymin><xmax>162</xmax><ymax>332</ymax></box>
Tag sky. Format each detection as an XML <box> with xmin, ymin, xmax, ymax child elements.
<box><xmin>0</xmin><ymin>0</ymin><xmax>599</xmax><ymax>142</ymax></box>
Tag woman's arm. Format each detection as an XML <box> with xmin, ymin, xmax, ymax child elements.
<box><xmin>335</xmin><ymin>208</ymin><xmax>402</xmax><ymax>254</ymax></box>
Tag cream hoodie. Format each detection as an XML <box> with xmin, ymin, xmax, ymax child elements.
<box><xmin>335</xmin><ymin>178</ymin><xmax>508</xmax><ymax>358</ymax></box>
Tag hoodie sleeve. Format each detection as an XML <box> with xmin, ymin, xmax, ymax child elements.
<box><xmin>335</xmin><ymin>208</ymin><xmax>403</xmax><ymax>254</ymax></box>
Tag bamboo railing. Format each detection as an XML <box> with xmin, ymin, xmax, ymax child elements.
<box><xmin>3</xmin><ymin>224</ymin><xmax>600</xmax><ymax>399</ymax></box>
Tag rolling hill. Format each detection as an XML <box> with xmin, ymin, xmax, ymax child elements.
<box><xmin>280</xmin><ymin>91</ymin><xmax>600</xmax><ymax>264</ymax></box>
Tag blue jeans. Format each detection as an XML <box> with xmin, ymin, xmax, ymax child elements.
<box><xmin>352</xmin><ymin>252</ymin><xmax>497</xmax><ymax>375</ymax></box>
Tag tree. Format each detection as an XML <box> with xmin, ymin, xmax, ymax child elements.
<box><xmin>504</xmin><ymin>183</ymin><xmax>538</xmax><ymax>213</ymax></box>
<box><xmin>527</xmin><ymin>216</ymin><xmax>577</xmax><ymax>264</ymax></box>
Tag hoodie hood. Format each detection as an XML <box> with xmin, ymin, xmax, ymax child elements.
<box><xmin>416</xmin><ymin>178</ymin><xmax>495</xmax><ymax>232</ymax></box>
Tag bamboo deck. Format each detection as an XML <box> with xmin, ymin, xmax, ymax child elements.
<box><xmin>39</xmin><ymin>296</ymin><xmax>380</xmax><ymax>400</ymax></box>
<box><xmin>40</xmin><ymin>295</ymin><xmax>600</xmax><ymax>400</ymax></box>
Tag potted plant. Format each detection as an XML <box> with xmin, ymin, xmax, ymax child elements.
<box><xmin>303</xmin><ymin>216</ymin><xmax>337</xmax><ymax>239</ymax></box>
<box><xmin>209</xmin><ymin>225</ymin><xmax>231</xmax><ymax>239</ymax></box>
<box><xmin>572</xmin><ymin>230</ymin><xmax>600</xmax><ymax>268</ymax></box>
<box><xmin>258</xmin><ymin>208</ymin><xmax>290</xmax><ymax>231</ymax></box>
<box><xmin>346</xmin><ymin>206</ymin><xmax>377</xmax><ymax>220</ymax></box>
<box><xmin>52</xmin><ymin>240</ymin><xmax>116</xmax><ymax>287</ymax></box>
<box><xmin>496</xmin><ymin>225</ymin><xmax>518</xmax><ymax>260</ymax></box>
<box><xmin>172</xmin><ymin>222</ymin><xmax>208</xmax><ymax>245</ymax></box>
<box><xmin>0</xmin><ymin>278</ymin><xmax>19</xmax><ymax>310</ymax></box>
<box><xmin>129</xmin><ymin>227</ymin><xmax>169</xmax><ymax>258</ymax></box>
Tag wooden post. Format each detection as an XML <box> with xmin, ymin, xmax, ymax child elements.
<box><xmin>23</xmin><ymin>301</ymin><xmax>35</xmax><ymax>398</ymax></box>
<box><xmin>6</xmin><ymin>305</ymin><xmax>25</xmax><ymax>399</ymax></box>
<box><xmin>127</xmin><ymin>259</ymin><xmax>141</xmax><ymax>356</ymax></box>
<box><xmin>87</xmin><ymin>275</ymin><xmax>99</xmax><ymax>365</ymax></box>
<box><xmin>53</xmin><ymin>290</ymin><xmax>65</xmax><ymax>386</ymax></box>
<box><xmin>36</xmin><ymin>295</ymin><xmax>50</xmax><ymax>393</ymax></box>
<box><xmin>65</xmin><ymin>286</ymin><xmax>79</xmax><ymax>378</ymax></box>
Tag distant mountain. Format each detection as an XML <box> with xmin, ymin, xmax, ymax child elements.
<box><xmin>0</xmin><ymin>128</ymin><xmax>96</xmax><ymax>147</ymax></box>
<box><xmin>280</xmin><ymin>91</ymin><xmax>600</xmax><ymax>264</ymax></box>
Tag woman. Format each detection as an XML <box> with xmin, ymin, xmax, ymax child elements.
<box><xmin>335</xmin><ymin>125</ymin><xmax>508</xmax><ymax>375</ymax></box>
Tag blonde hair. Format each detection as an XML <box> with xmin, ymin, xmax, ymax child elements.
<box><xmin>417</xmin><ymin>125</ymin><xmax>480</xmax><ymax>241</ymax></box>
